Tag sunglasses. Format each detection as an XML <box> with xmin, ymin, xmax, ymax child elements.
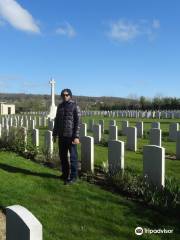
<box><xmin>63</xmin><ymin>94</ymin><xmax>69</xmax><ymax>97</ymax></box>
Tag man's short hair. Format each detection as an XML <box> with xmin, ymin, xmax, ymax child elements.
<box><xmin>61</xmin><ymin>88</ymin><xmax>72</xmax><ymax>97</ymax></box>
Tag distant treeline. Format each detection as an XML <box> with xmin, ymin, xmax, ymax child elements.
<box><xmin>0</xmin><ymin>93</ymin><xmax>179</xmax><ymax>112</ymax></box>
<box><xmin>100</xmin><ymin>97</ymin><xmax>180</xmax><ymax>111</ymax></box>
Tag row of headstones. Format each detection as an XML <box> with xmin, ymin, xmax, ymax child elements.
<box><xmin>80</xmin><ymin>121</ymin><xmax>180</xmax><ymax>159</ymax></box>
<box><xmin>0</xmin><ymin>115</ymin><xmax>54</xmax><ymax>130</ymax></box>
<box><xmin>20</xmin><ymin>111</ymin><xmax>47</xmax><ymax>115</ymax></box>
<box><xmin>87</xmin><ymin>119</ymin><xmax>180</xmax><ymax>141</ymax></box>
<box><xmin>4</xmin><ymin>109</ymin><xmax>180</xmax><ymax>119</ymax></box>
<box><xmin>81</xmin><ymin>135</ymin><xmax>165</xmax><ymax>188</ymax></box>
<box><xmin>1</xmin><ymin>119</ymin><xmax>180</xmax><ymax>160</ymax></box>
<box><xmin>81</xmin><ymin>110</ymin><xmax>180</xmax><ymax>119</ymax></box>
<box><xmin>0</xmin><ymin>125</ymin><xmax>54</xmax><ymax>155</ymax></box>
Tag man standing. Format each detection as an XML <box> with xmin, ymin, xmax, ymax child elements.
<box><xmin>53</xmin><ymin>88</ymin><xmax>81</xmax><ymax>184</ymax></box>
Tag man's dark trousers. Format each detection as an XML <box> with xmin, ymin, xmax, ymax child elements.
<box><xmin>58</xmin><ymin>137</ymin><xmax>78</xmax><ymax>180</ymax></box>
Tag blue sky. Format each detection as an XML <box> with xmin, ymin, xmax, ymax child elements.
<box><xmin>0</xmin><ymin>0</ymin><xmax>180</xmax><ymax>98</ymax></box>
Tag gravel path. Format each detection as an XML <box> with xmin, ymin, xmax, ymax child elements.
<box><xmin>0</xmin><ymin>211</ymin><xmax>5</xmax><ymax>240</ymax></box>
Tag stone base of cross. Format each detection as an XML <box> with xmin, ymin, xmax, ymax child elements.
<box><xmin>48</xmin><ymin>105</ymin><xmax>57</xmax><ymax>120</ymax></box>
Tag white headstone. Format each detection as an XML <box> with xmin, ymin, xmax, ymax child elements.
<box><xmin>143</xmin><ymin>145</ymin><xmax>165</xmax><ymax>187</ymax></box>
<box><xmin>99</xmin><ymin>119</ymin><xmax>104</xmax><ymax>133</ymax></box>
<box><xmin>176</xmin><ymin>131</ymin><xmax>180</xmax><ymax>159</ymax></box>
<box><xmin>1</xmin><ymin>117</ymin><xmax>4</xmax><ymax>127</ymax></box>
<box><xmin>169</xmin><ymin>123</ymin><xmax>179</xmax><ymax>141</ymax></box>
<box><xmin>126</xmin><ymin>127</ymin><xmax>137</xmax><ymax>151</ymax></box>
<box><xmin>156</xmin><ymin>112</ymin><xmax>161</xmax><ymax>119</ymax></box>
<box><xmin>38</xmin><ymin>117</ymin><xmax>42</xmax><ymax>127</ymax></box>
<box><xmin>149</xmin><ymin>128</ymin><xmax>161</xmax><ymax>146</ymax></box>
<box><xmin>32</xmin><ymin>129</ymin><xmax>39</xmax><ymax>147</ymax></box>
<box><xmin>45</xmin><ymin>130</ymin><xmax>53</xmax><ymax>156</ymax></box>
<box><xmin>109</xmin><ymin>120</ymin><xmax>116</xmax><ymax>126</ymax></box>
<box><xmin>122</xmin><ymin>121</ymin><xmax>129</xmax><ymax>135</ymax></box>
<box><xmin>33</xmin><ymin>116</ymin><xmax>36</xmax><ymax>126</ymax></box>
<box><xmin>9</xmin><ymin>117</ymin><xmax>13</xmax><ymax>127</ymax></box>
<box><xmin>20</xmin><ymin>127</ymin><xmax>27</xmax><ymax>150</ymax></box>
<box><xmin>31</xmin><ymin>120</ymin><xmax>35</xmax><ymax>130</ymax></box>
<box><xmin>151</xmin><ymin>122</ymin><xmax>160</xmax><ymax>129</ymax></box>
<box><xmin>6</xmin><ymin>205</ymin><xmax>42</xmax><ymax>240</ymax></box>
<box><xmin>108</xmin><ymin>140</ymin><xmax>124</xmax><ymax>175</ymax></box>
<box><xmin>24</xmin><ymin>119</ymin><xmax>29</xmax><ymax>130</ymax></box>
<box><xmin>88</xmin><ymin>119</ymin><xmax>94</xmax><ymax>131</ymax></box>
<box><xmin>136</xmin><ymin>121</ymin><xmax>143</xmax><ymax>138</ymax></box>
<box><xmin>14</xmin><ymin>117</ymin><xmax>18</xmax><ymax>127</ymax></box>
<box><xmin>43</xmin><ymin>117</ymin><xmax>47</xmax><ymax>127</ymax></box>
<box><xmin>9</xmin><ymin>126</ymin><xmax>16</xmax><ymax>142</ymax></box>
<box><xmin>93</xmin><ymin>124</ymin><xmax>101</xmax><ymax>144</ymax></box>
<box><xmin>80</xmin><ymin>123</ymin><xmax>87</xmax><ymax>138</ymax></box>
<box><xmin>109</xmin><ymin>125</ymin><xmax>118</xmax><ymax>141</ymax></box>
<box><xmin>81</xmin><ymin>136</ymin><xmax>94</xmax><ymax>173</ymax></box>
<box><xmin>4</xmin><ymin>124</ymin><xmax>9</xmax><ymax>138</ymax></box>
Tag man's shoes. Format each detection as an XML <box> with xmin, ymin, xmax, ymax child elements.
<box><xmin>60</xmin><ymin>174</ymin><xmax>70</xmax><ymax>181</ymax></box>
<box><xmin>64</xmin><ymin>178</ymin><xmax>77</xmax><ymax>185</ymax></box>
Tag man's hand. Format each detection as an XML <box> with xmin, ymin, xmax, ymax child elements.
<box><xmin>72</xmin><ymin>138</ymin><xmax>80</xmax><ymax>144</ymax></box>
<box><xmin>53</xmin><ymin>136</ymin><xmax>57</xmax><ymax>143</ymax></box>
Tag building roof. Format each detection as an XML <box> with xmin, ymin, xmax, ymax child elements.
<box><xmin>0</xmin><ymin>102</ymin><xmax>15</xmax><ymax>106</ymax></box>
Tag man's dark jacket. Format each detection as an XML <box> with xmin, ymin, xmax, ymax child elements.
<box><xmin>53</xmin><ymin>99</ymin><xmax>81</xmax><ymax>139</ymax></box>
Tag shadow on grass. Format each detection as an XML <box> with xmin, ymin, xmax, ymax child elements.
<box><xmin>90</xmin><ymin>185</ymin><xmax>180</xmax><ymax>239</ymax></box>
<box><xmin>69</xmin><ymin>181</ymin><xmax>180</xmax><ymax>239</ymax></box>
<box><xmin>0</xmin><ymin>163</ymin><xmax>60</xmax><ymax>180</ymax></box>
<box><xmin>79</xmin><ymin>171</ymin><xmax>180</xmax><ymax>238</ymax></box>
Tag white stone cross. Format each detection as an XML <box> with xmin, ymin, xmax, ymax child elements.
<box><xmin>47</xmin><ymin>78</ymin><xmax>57</xmax><ymax>119</ymax></box>
<box><xmin>49</xmin><ymin>78</ymin><xmax>56</xmax><ymax>106</ymax></box>
<box><xmin>49</xmin><ymin>78</ymin><xmax>55</xmax><ymax>86</ymax></box>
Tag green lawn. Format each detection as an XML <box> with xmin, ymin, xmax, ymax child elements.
<box><xmin>0</xmin><ymin>151</ymin><xmax>180</xmax><ymax>240</ymax></box>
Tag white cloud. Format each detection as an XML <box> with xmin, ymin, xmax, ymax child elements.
<box><xmin>152</xmin><ymin>19</ymin><xmax>160</xmax><ymax>29</ymax></box>
<box><xmin>107</xmin><ymin>20</ymin><xmax>139</xmax><ymax>42</ymax></box>
<box><xmin>107</xmin><ymin>19</ymin><xmax>160</xmax><ymax>42</ymax></box>
<box><xmin>0</xmin><ymin>18</ymin><xmax>5</xmax><ymax>26</ymax></box>
<box><xmin>56</xmin><ymin>22</ymin><xmax>76</xmax><ymax>38</ymax></box>
<box><xmin>0</xmin><ymin>0</ymin><xmax>40</xmax><ymax>33</ymax></box>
